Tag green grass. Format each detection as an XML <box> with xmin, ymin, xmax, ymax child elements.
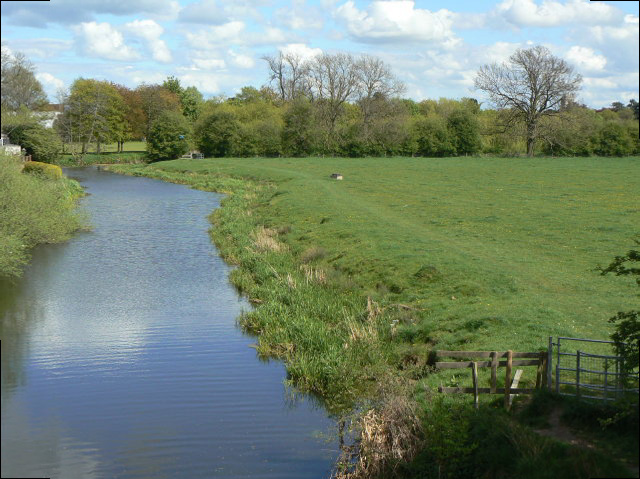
<box><xmin>57</xmin><ymin>141</ymin><xmax>147</xmax><ymax>166</ymax></box>
<box><xmin>0</xmin><ymin>154</ymin><xmax>86</xmax><ymax>278</ymax></box>
<box><xmin>116</xmin><ymin>157</ymin><xmax>638</xmax><ymax>346</ymax></box>
<box><xmin>107</xmin><ymin>156</ymin><xmax>639</xmax><ymax>477</ymax></box>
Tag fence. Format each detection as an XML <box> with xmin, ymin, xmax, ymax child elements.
<box><xmin>549</xmin><ymin>336</ymin><xmax>639</xmax><ymax>401</ymax></box>
<box><xmin>435</xmin><ymin>350</ymin><xmax>547</xmax><ymax>410</ymax></box>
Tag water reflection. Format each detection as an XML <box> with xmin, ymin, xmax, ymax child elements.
<box><xmin>1</xmin><ymin>167</ymin><xmax>336</xmax><ymax>478</ymax></box>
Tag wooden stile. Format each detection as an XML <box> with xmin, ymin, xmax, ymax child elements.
<box><xmin>490</xmin><ymin>351</ymin><xmax>498</xmax><ymax>394</ymax></box>
<box><xmin>472</xmin><ymin>362</ymin><xmax>479</xmax><ymax>409</ymax></box>
<box><xmin>435</xmin><ymin>348</ymin><xmax>547</xmax><ymax>409</ymax></box>
<box><xmin>505</xmin><ymin>350</ymin><xmax>513</xmax><ymax>409</ymax></box>
<box><xmin>435</xmin><ymin>359</ymin><xmax>540</xmax><ymax>369</ymax></box>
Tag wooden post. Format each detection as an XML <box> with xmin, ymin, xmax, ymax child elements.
<box><xmin>576</xmin><ymin>350</ymin><xmax>581</xmax><ymax>398</ymax></box>
<box><xmin>536</xmin><ymin>352</ymin><xmax>545</xmax><ymax>389</ymax></box>
<box><xmin>490</xmin><ymin>351</ymin><xmax>498</xmax><ymax>393</ymax></box>
<box><xmin>509</xmin><ymin>369</ymin><xmax>523</xmax><ymax>409</ymax></box>
<box><xmin>472</xmin><ymin>361</ymin><xmax>479</xmax><ymax>410</ymax></box>
<box><xmin>505</xmin><ymin>350</ymin><xmax>513</xmax><ymax>410</ymax></box>
<box><xmin>547</xmin><ymin>337</ymin><xmax>553</xmax><ymax>390</ymax></box>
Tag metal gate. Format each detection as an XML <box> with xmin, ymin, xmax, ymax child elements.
<box><xmin>548</xmin><ymin>337</ymin><xmax>639</xmax><ymax>401</ymax></box>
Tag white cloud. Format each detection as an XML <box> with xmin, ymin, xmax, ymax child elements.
<box><xmin>124</xmin><ymin>19</ymin><xmax>172</xmax><ymax>63</ymax></box>
<box><xmin>178</xmin><ymin>72</ymin><xmax>220</xmax><ymax>94</ymax></box>
<box><xmin>185</xmin><ymin>21</ymin><xmax>246</xmax><ymax>50</ymax></box>
<box><xmin>334</xmin><ymin>1</ymin><xmax>459</xmax><ymax>47</ymax></box>
<box><xmin>192</xmin><ymin>58</ymin><xmax>227</xmax><ymax>70</ymax></box>
<box><xmin>1</xmin><ymin>0</ymin><xmax>180</xmax><ymax>27</ymax></box>
<box><xmin>36</xmin><ymin>72</ymin><xmax>65</xmax><ymax>91</ymax></box>
<box><xmin>572</xmin><ymin>14</ymin><xmax>639</xmax><ymax>71</ymax></box>
<box><xmin>185</xmin><ymin>22</ymin><xmax>290</xmax><ymax>50</ymax></box>
<box><xmin>228</xmin><ymin>50</ymin><xmax>255</xmax><ymax>69</ymax></box>
<box><xmin>178</xmin><ymin>0</ymin><xmax>228</xmax><ymax>24</ymax></box>
<box><xmin>565</xmin><ymin>46</ymin><xmax>607</xmax><ymax>72</ymax></box>
<box><xmin>1</xmin><ymin>38</ymin><xmax>72</xmax><ymax>60</ymax></box>
<box><xmin>75</xmin><ymin>22</ymin><xmax>139</xmax><ymax>61</ymax></box>
<box><xmin>279</xmin><ymin>43</ymin><xmax>323</xmax><ymax>61</ymax></box>
<box><xmin>276</xmin><ymin>0</ymin><xmax>324</xmax><ymax>30</ymax></box>
<box><xmin>493</xmin><ymin>0</ymin><xmax>623</xmax><ymax>28</ymax></box>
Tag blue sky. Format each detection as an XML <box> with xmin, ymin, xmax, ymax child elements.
<box><xmin>1</xmin><ymin>0</ymin><xmax>638</xmax><ymax>108</ymax></box>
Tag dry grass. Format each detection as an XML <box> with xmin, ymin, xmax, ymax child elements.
<box><xmin>333</xmin><ymin>385</ymin><xmax>424</xmax><ymax>479</ymax></box>
<box><xmin>301</xmin><ymin>245</ymin><xmax>327</xmax><ymax>263</ymax></box>
<box><xmin>251</xmin><ymin>226</ymin><xmax>287</xmax><ymax>252</ymax></box>
<box><xmin>301</xmin><ymin>264</ymin><xmax>327</xmax><ymax>284</ymax></box>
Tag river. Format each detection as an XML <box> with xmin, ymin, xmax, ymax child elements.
<box><xmin>1</xmin><ymin>167</ymin><xmax>337</xmax><ymax>478</ymax></box>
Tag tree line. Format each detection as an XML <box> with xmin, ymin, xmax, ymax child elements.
<box><xmin>1</xmin><ymin>47</ymin><xmax>639</xmax><ymax>163</ymax></box>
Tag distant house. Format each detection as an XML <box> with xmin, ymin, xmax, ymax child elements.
<box><xmin>34</xmin><ymin>104</ymin><xmax>64</xmax><ymax>129</ymax></box>
<box><xmin>0</xmin><ymin>134</ymin><xmax>22</xmax><ymax>156</ymax></box>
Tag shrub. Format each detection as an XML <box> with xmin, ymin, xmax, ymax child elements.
<box><xmin>195</xmin><ymin>110</ymin><xmax>240</xmax><ymax>157</ymax></box>
<box><xmin>146</xmin><ymin>111</ymin><xmax>191</xmax><ymax>162</ymax></box>
<box><xmin>594</xmin><ymin>123</ymin><xmax>633</xmax><ymax>157</ymax></box>
<box><xmin>23</xmin><ymin>161</ymin><xmax>63</xmax><ymax>180</ymax></box>
<box><xmin>8</xmin><ymin>123</ymin><xmax>62</xmax><ymax>163</ymax></box>
<box><xmin>0</xmin><ymin>154</ymin><xmax>83</xmax><ymax>278</ymax></box>
<box><xmin>447</xmin><ymin>110</ymin><xmax>481</xmax><ymax>155</ymax></box>
<box><xmin>414</xmin><ymin>116</ymin><xmax>457</xmax><ymax>157</ymax></box>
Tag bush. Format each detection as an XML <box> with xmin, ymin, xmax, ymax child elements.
<box><xmin>594</xmin><ymin>123</ymin><xmax>633</xmax><ymax>157</ymax></box>
<box><xmin>195</xmin><ymin>110</ymin><xmax>240</xmax><ymax>157</ymax></box>
<box><xmin>0</xmin><ymin>154</ymin><xmax>83</xmax><ymax>278</ymax></box>
<box><xmin>414</xmin><ymin>116</ymin><xmax>456</xmax><ymax>157</ymax></box>
<box><xmin>8</xmin><ymin>123</ymin><xmax>62</xmax><ymax>163</ymax></box>
<box><xmin>447</xmin><ymin>110</ymin><xmax>481</xmax><ymax>155</ymax></box>
<box><xmin>23</xmin><ymin>161</ymin><xmax>63</xmax><ymax>180</ymax></box>
<box><xmin>146</xmin><ymin>111</ymin><xmax>191</xmax><ymax>162</ymax></box>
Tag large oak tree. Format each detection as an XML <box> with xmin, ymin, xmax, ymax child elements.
<box><xmin>475</xmin><ymin>46</ymin><xmax>582</xmax><ymax>156</ymax></box>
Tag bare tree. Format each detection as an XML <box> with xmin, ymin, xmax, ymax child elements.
<box><xmin>262</xmin><ymin>52</ymin><xmax>310</xmax><ymax>101</ymax></box>
<box><xmin>308</xmin><ymin>53</ymin><xmax>359</xmax><ymax>131</ymax></box>
<box><xmin>475</xmin><ymin>45</ymin><xmax>582</xmax><ymax>156</ymax></box>
<box><xmin>1</xmin><ymin>51</ymin><xmax>48</xmax><ymax>111</ymax></box>
<box><xmin>355</xmin><ymin>54</ymin><xmax>405</xmax><ymax>134</ymax></box>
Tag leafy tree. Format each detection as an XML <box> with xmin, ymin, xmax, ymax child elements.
<box><xmin>475</xmin><ymin>45</ymin><xmax>582</xmax><ymax>156</ymax></box>
<box><xmin>414</xmin><ymin>115</ymin><xmax>456</xmax><ymax>157</ymax></box>
<box><xmin>282</xmin><ymin>97</ymin><xmax>316</xmax><ymax>156</ymax></box>
<box><xmin>594</xmin><ymin>123</ymin><xmax>633</xmax><ymax>157</ymax></box>
<box><xmin>195</xmin><ymin>109</ymin><xmax>240</xmax><ymax>157</ymax></box>
<box><xmin>9</xmin><ymin>123</ymin><xmax>62</xmax><ymax>163</ymax></box>
<box><xmin>447</xmin><ymin>110</ymin><xmax>481</xmax><ymax>155</ymax></box>
<box><xmin>146</xmin><ymin>111</ymin><xmax>191</xmax><ymax>162</ymax></box>
<box><xmin>628</xmin><ymin>99</ymin><xmax>639</xmax><ymax>121</ymax></box>
<box><xmin>1</xmin><ymin>50</ymin><xmax>48</xmax><ymax>111</ymax></box>
<box><xmin>57</xmin><ymin>79</ymin><xmax>126</xmax><ymax>154</ymax></box>
<box><xmin>181</xmin><ymin>86</ymin><xmax>204</xmax><ymax>122</ymax></box>
<box><xmin>599</xmin><ymin>241</ymin><xmax>640</xmax><ymax>371</ymax></box>
<box><xmin>136</xmin><ymin>83</ymin><xmax>182</xmax><ymax>138</ymax></box>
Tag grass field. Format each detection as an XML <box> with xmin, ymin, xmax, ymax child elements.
<box><xmin>108</xmin><ymin>156</ymin><xmax>639</xmax><ymax>477</ymax></box>
<box><xmin>133</xmin><ymin>157</ymin><xmax>637</xmax><ymax>346</ymax></box>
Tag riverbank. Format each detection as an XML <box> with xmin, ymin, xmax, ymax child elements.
<box><xmin>0</xmin><ymin>155</ymin><xmax>85</xmax><ymax>279</ymax></box>
<box><xmin>106</xmin><ymin>157</ymin><xmax>639</xmax><ymax>478</ymax></box>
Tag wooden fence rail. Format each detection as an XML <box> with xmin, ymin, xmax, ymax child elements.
<box><xmin>435</xmin><ymin>350</ymin><xmax>548</xmax><ymax>410</ymax></box>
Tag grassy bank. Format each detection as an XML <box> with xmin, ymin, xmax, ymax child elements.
<box><xmin>57</xmin><ymin>141</ymin><xmax>147</xmax><ymax>166</ymax></box>
<box><xmin>0</xmin><ymin>155</ymin><xmax>85</xmax><ymax>278</ymax></box>
<box><xmin>107</xmin><ymin>156</ymin><xmax>639</xmax><ymax>477</ymax></box>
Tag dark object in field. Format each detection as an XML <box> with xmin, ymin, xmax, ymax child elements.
<box><xmin>330</xmin><ymin>173</ymin><xmax>343</xmax><ymax>180</ymax></box>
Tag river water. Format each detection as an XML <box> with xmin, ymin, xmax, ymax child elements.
<box><xmin>1</xmin><ymin>167</ymin><xmax>336</xmax><ymax>478</ymax></box>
